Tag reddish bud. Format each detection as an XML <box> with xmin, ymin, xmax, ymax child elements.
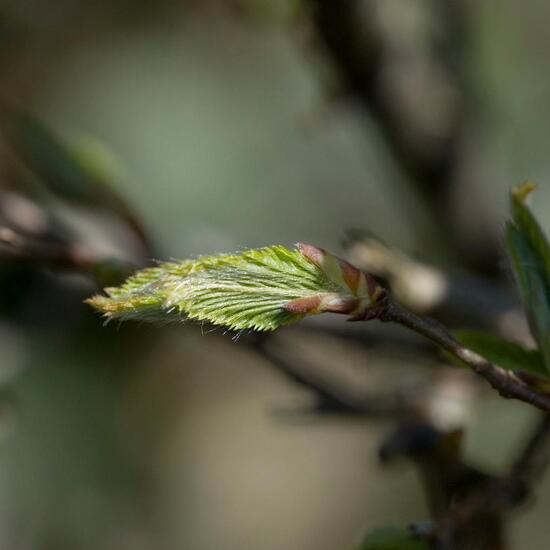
<box><xmin>338</xmin><ymin>259</ymin><xmax>361</xmax><ymax>294</ymax></box>
<box><xmin>296</xmin><ymin>243</ymin><xmax>326</xmax><ymax>267</ymax></box>
<box><xmin>284</xmin><ymin>295</ymin><xmax>323</xmax><ymax>314</ymax></box>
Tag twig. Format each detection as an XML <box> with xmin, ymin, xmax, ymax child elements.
<box><xmin>371</xmin><ymin>297</ymin><xmax>550</xmax><ymax>413</ymax></box>
<box><xmin>0</xmin><ymin>226</ymin><xmax>136</xmax><ymax>286</ymax></box>
<box><xmin>309</xmin><ymin>0</ymin><xmax>471</xmax><ymax>261</ymax></box>
<box><xmin>509</xmin><ymin>412</ymin><xmax>550</xmax><ymax>496</ymax></box>
<box><xmin>0</xmin><ymin>226</ymin><xmax>95</xmax><ymax>270</ymax></box>
<box><xmin>415</xmin><ymin>413</ymin><xmax>550</xmax><ymax>547</ymax></box>
<box><xmin>249</xmin><ymin>334</ymin><xmax>416</xmax><ymax>417</ymax></box>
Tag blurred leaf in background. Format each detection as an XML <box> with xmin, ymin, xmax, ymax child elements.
<box><xmin>357</xmin><ymin>526</ymin><xmax>428</xmax><ymax>550</ymax></box>
<box><xmin>506</xmin><ymin>183</ymin><xmax>550</xmax><ymax>371</ymax></box>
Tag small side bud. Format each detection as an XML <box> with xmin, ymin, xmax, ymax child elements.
<box><xmin>283</xmin><ymin>295</ymin><xmax>323</xmax><ymax>314</ymax></box>
<box><xmin>296</xmin><ymin>243</ymin><xmax>326</xmax><ymax>266</ymax></box>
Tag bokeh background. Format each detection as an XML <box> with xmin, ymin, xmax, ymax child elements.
<box><xmin>1</xmin><ymin>1</ymin><xmax>550</xmax><ymax>549</ymax></box>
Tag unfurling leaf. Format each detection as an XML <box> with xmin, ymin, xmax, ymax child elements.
<box><xmin>86</xmin><ymin>244</ymin><xmax>384</xmax><ymax>332</ymax></box>
<box><xmin>455</xmin><ymin>330</ymin><xmax>547</xmax><ymax>377</ymax></box>
<box><xmin>506</xmin><ymin>183</ymin><xmax>550</xmax><ymax>371</ymax></box>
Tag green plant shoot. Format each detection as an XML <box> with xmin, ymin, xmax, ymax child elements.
<box><xmin>86</xmin><ymin>243</ymin><xmax>384</xmax><ymax>331</ymax></box>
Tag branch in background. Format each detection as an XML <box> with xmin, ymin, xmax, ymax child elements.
<box><xmin>250</xmin><ymin>332</ymin><xmax>419</xmax><ymax>417</ymax></box>
<box><xmin>0</xmin><ymin>226</ymin><xmax>136</xmax><ymax>287</ymax></box>
<box><xmin>0</xmin><ymin>105</ymin><xmax>154</xmax><ymax>256</ymax></box>
<box><xmin>379</xmin><ymin>421</ymin><xmax>498</xmax><ymax>523</ymax></box>
<box><xmin>0</xmin><ymin>108</ymin><xmax>156</xmax><ymax>288</ymax></box>
<box><xmin>413</xmin><ymin>413</ymin><xmax>550</xmax><ymax>547</ymax></box>
<box><xmin>402</xmin><ymin>415</ymin><xmax>550</xmax><ymax>548</ymax></box>
<box><xmin>510</xmin><ymin>413</ymin><xmax>550</xmax><ymax>492</ymax></box>
<box><xmin>0</xmin><ymin>226</ymin><xmax>93</xmax><ymax>269</ymax></box>
<box><xmin>309</xmin><ymin>0</ymin><xmax>481</xmax><ymax>266</ymax></box>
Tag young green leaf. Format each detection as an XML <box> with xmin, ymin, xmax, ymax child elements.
<box><xmin>507</xmin><ymin>183</ymin><xmax>550</xmax><ymax>371</ymax></box>
<box><xmin>86</xmin><ymin>244</ymin><xmax>384</xmax><ymax>332</ymax></box>
<box><xmin>357</xmin><ymin>526</ymin><xmax>429</xmax><ymax>550</ymax></box>
<box><xmin>510</xmin><ymin>182</ymin><xmax>550</xmax><ymax>285</ymax></box>
<box><xmin>455</xmin><ymin>330</ymin><xmax>547</xmax><ymax>377</ymax></box>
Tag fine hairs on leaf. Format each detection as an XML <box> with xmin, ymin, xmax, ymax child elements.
<box><xmin>86</xmin><ymin>244</ymin><xmax>384</xmax><ymax>331</ymax></box>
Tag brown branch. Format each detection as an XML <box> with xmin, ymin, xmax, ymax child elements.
<box><xmin>370</xmin><ymin>297</ymin><xmax>550</xmax><ymax>413</ymax></box>
<box><xmin>309</xmin><ymin>0</ymin><xmax>503</xmax><ymax>275</ymax></box>
<box><xmin>309</xmin><ymin>1</ymin><xmax>466</xmax><ymax>252</ymax></box>
<box><xmin>0</xmin><ymin>226</ymin><xmax>136</xmax><ymax>287</ymax></box>
<box><xmin>249</xmin><ymin>333</ymin><xmax>416</xmax><ymax>417</ymax></box>
<box><xmin>414</xmin><ymin>413</ymin><xmax>550</xmax><ymax>547</ymax></box>
<box><xmin>0</xmin><ymin>226</ymin><xmax>94</xmax><ymax>269</ymax></box>
<box><xmin>509</xmin><ymin>412</ymin><xmax>550</xmax><ymax>495</ymax></box>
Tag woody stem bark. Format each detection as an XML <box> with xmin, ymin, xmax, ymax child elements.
<box><xmin>374</xmin><ymin>298</ymin><xmax>550</xmax><ymax>413</ymax></box>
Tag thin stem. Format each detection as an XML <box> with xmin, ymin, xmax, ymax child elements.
<box><xmin>511</xmin><ymin>412</ymin><xmax>550</xmax><ymax>490</ymax></box>
<box><xmin>376</xmin><ymin>298</ymin><xmax>550</xmax><ymax>413</ymax></box>
<box><xmin>250</xmin><ymin>335</ymin><xmax>414</xmax><ymax>417</ymax></box>
<box><xmin>416</xmin><ymin>413</ymin><xmax>550</xmax><ymax>546</ymax></box>
<box><xmin>0</xmin><ymin>226</ymin><xmax>95</xmax><ymax>270</ymax></box>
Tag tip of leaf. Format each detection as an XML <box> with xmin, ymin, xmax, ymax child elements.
<box><xmin>84</xmin><ymin>295</ymin><xmax>115</xmax><ymax>314</ymax></box>
<box><xmin>512</xmin><ymin>182</ymin><xmax>538</xmax><ymax>203</ymax></box>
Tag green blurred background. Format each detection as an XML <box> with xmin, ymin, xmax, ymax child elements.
<box><xmin>1</xmin><ymin>1</ymin><xmax>550</xmax><ymax>548</ymax></box>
